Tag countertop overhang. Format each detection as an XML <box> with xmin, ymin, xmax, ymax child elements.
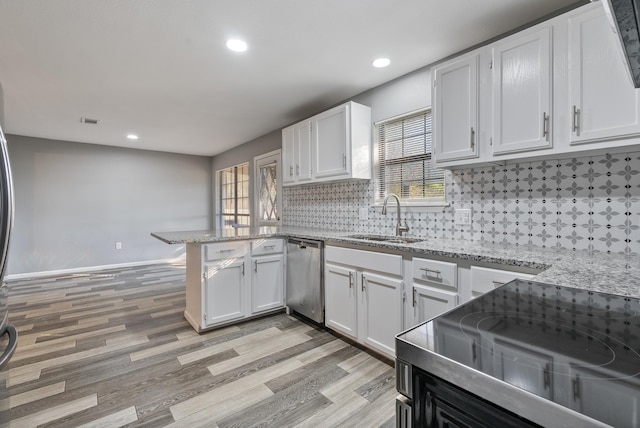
<box><xmin>151</xmin><ymin>227</ymin><xmax>640</xmax><ymax>298</ymax></box>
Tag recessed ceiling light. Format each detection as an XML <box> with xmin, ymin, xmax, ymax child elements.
<box><xmin>226</xmin><ymin>39</ymin><xmax>248</xmax><ymax>53</ymax></box>
<box><xmin>372</xmin><ymin>58</ymin><xmax>391</xmax><ymax>68</ymax></box>
<box><xmin>127</xmin><ymin>134</ymin><xmax>139</xmax><ymax>140</ymax></box>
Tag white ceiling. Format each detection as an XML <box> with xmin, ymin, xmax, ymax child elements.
<box><xmin>0</xmin><ymin>0</ymin><xmax>582</xmax><ymax>156</ymax></box>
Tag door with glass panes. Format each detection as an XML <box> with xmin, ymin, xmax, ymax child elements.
<box><xmin>254</xmin><ymin>150</ymin><xmax>281</xmax><ymax>227</ymax></box>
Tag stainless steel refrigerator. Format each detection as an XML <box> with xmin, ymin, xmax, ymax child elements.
<box><xmin>0</xmin><ymin>124</ymin><xmax>16</xmax><ymax>371</ymax></box>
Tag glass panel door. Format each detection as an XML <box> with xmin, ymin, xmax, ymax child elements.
<box><xmin>254</xmin><ymin>150</ymin><xmax>281</xmax><ymax>227</ymax></box>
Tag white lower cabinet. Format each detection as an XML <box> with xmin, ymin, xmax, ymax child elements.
<box><xmin>459</xmin><ymin>265</ymin><xmax>535</xmax><ymax>303</ymax></box>
<box><xmin>359</xmin><ymin>271</ymin><xmax>403</xmax><ymax>355</ymax></box>
<box><xmin>409</xmin><ymin>257</ymin><xmax>458</xmax><ymax>327</ymax></box>
<box><xmin>325</xmin><ymin>246</ymin><xmax>403</xmax><ymax>357</ymax></box>
<box><xmin>325</xmin><ymin>263</ymin><xmax>358</xmax><ymax>339</ymax></box>
<box><xmin>251</xmin><ymin>253</ymin><xmax>284</xmax><ymax>315</ymax></box>
<box><xmin>204</xmin><ymin>259</ymin><xmax>246</xmax><ymax>326</ymax></box>
<box><xmin>185</xmin><ymin>239</ymin><xmax>285</xmax><ymax>332</ymax></box>
<box><xmin>411</xmin><ymin>285</ymin><xmax>457</xmax><ymax>326</ymax></box>
<box><xmin>494</xmin><ymin>340</ymin><xmax>553</xmax><ymax>400</ymax></box>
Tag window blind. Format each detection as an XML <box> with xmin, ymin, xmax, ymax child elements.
<box><xmin>377</xmin><ymin>109</ymin><xmax>445</xmax><ymax>201</ymax></box>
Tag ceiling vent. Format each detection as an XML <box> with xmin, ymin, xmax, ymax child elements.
<box><xmin>80</xmin><ymin>117</ymin><xmax>99</xmax><ymax>125</ymax></box>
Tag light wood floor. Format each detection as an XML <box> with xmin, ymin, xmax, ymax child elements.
<box><xmin>0</xmin><ymin>263</ymin><xmax>396</xmax><ymax>427</ymax></box>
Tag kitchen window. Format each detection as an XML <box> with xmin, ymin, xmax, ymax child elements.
<box><xmin>218</xmin><ymin>162</ymin><xmax>250</xmax><ymax>229</ymax></box>
<box><xmin>376</xmin><ymin>108</ymin><xmax>446</xmax><ymax>205</ymax></box>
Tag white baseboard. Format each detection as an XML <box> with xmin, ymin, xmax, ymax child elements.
<box><xmin>5</xmin><ymin>256</ymin><xmax>187</xmax><ymax>281</ymax></box>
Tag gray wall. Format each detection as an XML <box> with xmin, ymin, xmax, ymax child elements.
<box><xmin>211</xmin><ymin>130</ymin><xmax>281</xmax><ymax>228</ymax></box>
<box><xmin>0</xmin><ymin>81</ymin><xmax>4</xmax><ymax>129</ymax></box>
<box><xmin>352</xmin><ymin>68</ymin><xmax>431</xmax><ymax>123</ymax></box>
<box><xmin>7</xmin><ymin>135</ymin><xmax>212</xmax><ymax>275</ymax></box>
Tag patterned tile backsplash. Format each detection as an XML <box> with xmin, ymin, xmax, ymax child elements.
<box><xmin>282</xmin><ymin>151</ymin><xmax>640</xmax><ymax>255</ymax></box>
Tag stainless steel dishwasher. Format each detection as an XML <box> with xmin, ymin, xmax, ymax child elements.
<box><xmin>286</xmin><ymin>237</ymin><xmax>324</xmax><ymax>324</ymax></box>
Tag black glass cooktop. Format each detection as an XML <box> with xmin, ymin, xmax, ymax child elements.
<box><xmin>397</xmin><ymin>279</ymin><xmax>640</xmax><ymax>428</ymax></box>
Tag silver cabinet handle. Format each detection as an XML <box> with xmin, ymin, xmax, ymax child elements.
<box><xmin>420</xmin><ymin>267</ymin><xmax>442</xmax><ymax>279</ymax></box>
<box><xmin>289</xmin><ymin>165</ymin><xmax>293</xmax><ymax>177</ymax></box>
<box><xmin>543</xmin><ymin>363</ymin><xmax>551</xmax><ymax>390</ymax></box>
<box><xmin>572</xmin><ymin>374</ymin><xmax>580</xmax><ymax>401</ymax></box>
<box><xmin>361</xmin><ymin>275</ymin><xmax>366</xmax><ymax>292</ymax></box>
<box><xmin>542</xmin><ymin>112</ymin><xmax>549</xmax><ymax>140</ymax></box>
<box><xmin>263</xmin><ymin>245</ymin><xmax>275</xmax><ymax>250</ymax></box>
<box><xmin>412</xmin><ymin>287</ymin><xmax>417</xmax><ymax>307</ymax></box>
<box><xmin>572</xmin><ymin>105</ymin><xmax>580</xmax><ymax>134</ymax></box>
<box><xmin>254</xmin><ymin>260</ymin><xmax>258</xmax><ymax>273</ymax></box>
<box><xmin>241</xmin><ymin>262</ymin><xmax>245</xmax><ymax>276</ymax></box>
<box><xmin>342</xmin><ymin>154</ymin><xmax>347</xmax><ymax>169</ymax></box>
<box><xmin>348</xmin><ymin>271</ymin><xmax>353</xmax><ymax>289</ymax></box>
<box><xmin>219</xmin><ymin>249</ymin><xmax>235</xmax><ymax>253</ymax></box>
<box><xmin>470</xmin><ymin>127</ymin><xmax>475</xmax><ymax>149</ymax></box>
<box><xmin>296</xmin><ymin>164</ymin><xmax>300</xmax><ymax>175</ymax></box>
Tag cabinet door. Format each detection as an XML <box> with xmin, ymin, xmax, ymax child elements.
<box><xmin>435</xmin><ymin>321</ymin><xmax>481</xmax><ymax>370</ymax></box>
<box><xmin>433</xmin><ymin>52</ymin><xmax>480</xmax><ymax>162</ymax></box>
<box><xmin>410</xmin><ymin>285</ymin><xmax>457</xmax><ymax>326</ymax></box>
<box><xmin>570</xmin><ymin>365</ymin><xmax>640</xmax><ymax>428</ymax></box>
<box><xmin>204</xmin><ymin>259</ymin><xmax>246</xmax><ymax>326</ymax></box>
<box><xmin>468</xmin><ymin>266</ymin><xmax>535</xmax><ymax>300</ymax></box>
<box><xmin>359</xmin><ymin>271</ymin><xmax>403</xmax><ymax>357</ymax></box>
<box><xmin>313</xmin><ymin>104</ymin><xmax>350</xmax><ymax>179</ymax></box>
<box><xmin>569</xmin><ymin>5</ymin><xmax>640</xmax><ymax>144</ymax></box>
<box><xmin>282</xmin><ymin>126</ymin><xmax>296</xmax><ymax>185</ymax></box>
<box><xmin>295</xmin><ymin>120</ymin><xmax>313</xmax><ymax>183</ymax></box>
<box><xmin>325</xmin><ymin>263</ymin><xmax>357</xmax><ymax>340</ymax></box>
<box><xmin>492</xmin><ymin>26</ymin><xmax>552</xmax><ymax>154</ymax></box>
<box><xmin>494</xmin><ymin>340</ymin><xmax>553</xmax><ymax>400</ymax></box>
<box><xmin>251</xmin><ymin>254</ymin><xmax>284</xmax><ymax>314</ymax></box>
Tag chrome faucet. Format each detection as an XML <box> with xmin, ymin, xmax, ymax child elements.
<box><xmin>382</xmin><ymin>193</ymin><xmax>409</xmax><ymax>236</ymax></box>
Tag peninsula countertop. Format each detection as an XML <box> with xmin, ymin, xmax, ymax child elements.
<box><xmin>151</xmin><ymin>227</ymin><xmax>640</xmax><ymax>298</ymax></box>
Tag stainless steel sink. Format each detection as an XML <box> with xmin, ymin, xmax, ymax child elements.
<box><xmin>346</xmin><ymin>234</ymin><xmax>424</xmax><ymax>244</ymax></box>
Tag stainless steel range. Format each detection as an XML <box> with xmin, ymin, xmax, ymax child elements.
<box><xmin>395</xmin><ymin>279</ymin><xmax>640</xmax><ymax>427</ymax></box>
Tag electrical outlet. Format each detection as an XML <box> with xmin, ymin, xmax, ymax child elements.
<box><xmin>359</xmin><ymin>207</ymin><xmax>368</xmax><ymax>221</ymax></box>
<box><xmin>115</xmin><ymin>242</ymin><xmax>122</xmax><ymax>250</ymax></box>
<box><xmin>454</xmin><ymin>209</ymin><xmax>472</xmax><ymax>225</ymax></box>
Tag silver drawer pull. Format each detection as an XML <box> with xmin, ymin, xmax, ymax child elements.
<box><xmin>470</xmin><ymin>127</ymin><xmax>475</xmax><ymax>149</ymax></box>
<box><xmin>263</xmin><ymin>245</ymin><xmax>276</xmax><ymax>250</ymax></box>
<box><xmin>218</xmin><ymin>249</ymin><xmax>235</xmax><ymax>253</ymax></box>
<box><xmin>492</xmin><ymin>280</ymin><xmax>506</xmax><ymax>287</ymax></box>
<box><xmin>420</xmin><ymin>267</ymin><xmax>442</xmax><ymax>278</ymax></box>
<box><xmin>572</xmin><ymin>105</ymin><xmax>580</xmax><ymax>134</ymax></box>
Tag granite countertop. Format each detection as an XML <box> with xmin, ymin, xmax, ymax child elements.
<box><xmin>151</xmin><ymin>227</ymin><xmax>640</xmax><ymax>298</ymax></box>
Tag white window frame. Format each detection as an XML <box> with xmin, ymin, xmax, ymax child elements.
<box><xmin>215</xmin><ymin>161</ymin><xmax>251</xmax><ymax>230</ymax></box>
<box><xmin>374</xmin><ymin>107</ymin><xmax>449</xmax><ymax>211</ymax></box>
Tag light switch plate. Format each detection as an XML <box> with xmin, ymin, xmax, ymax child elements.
<box><xmin>359</xmin><ymin>207</ymin><xmax>368</xmax><ymax>221</ymax></box>
<box><xmin>454</xmin><ymin>209</ymin><xmax>472</xmax><ymax>225</ymax></box>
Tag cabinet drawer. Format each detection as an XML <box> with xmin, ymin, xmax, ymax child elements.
<box><xmin>251</xmin><ymin>239</ymin><xmax>284</xmax><ymax>256</ymax></box>
<box><xmin>470</xmin><ymin>266</ymin><xmax>535</xmax><ymax>296</ymax></box>
<box><xmin>204</xmin><ymin>242</ymin><xmax>249</xmax><ymax>262</ymax></box>
<box><xmin>325</xmin><ymin>246</ymin><xmax>402</xmax><ymax>276</ymax></box>
<box><xmin>412</xmin><ymin>258</ymin><xmax>457</xmax><ymax>291</ymax></box>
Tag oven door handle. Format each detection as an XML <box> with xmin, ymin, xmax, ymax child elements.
<box><xmin>0</xmin><ymin>324</ymin><xmax>18</xmax><ymax>370</ymax></box>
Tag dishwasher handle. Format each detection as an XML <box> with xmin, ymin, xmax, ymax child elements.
<box><xmin>287</xmin><ymin>238</ymin><xmax>323</xmax><ymax>250</ymax></box>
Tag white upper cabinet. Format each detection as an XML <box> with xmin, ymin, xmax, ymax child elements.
<box><xmin>282</xmin><ymin>120</ymin><xmax>312</xmax><ymax>186</ymax></box>
<box><xmin>568</xmin><ymin>4</ymin><xmax>640</xmax><ymax>144</ymax></box>
<box><xmin>492</xmin><ymin>25</ymin><xmax>553</xmax><ymax>155</ymax></box>
<box><xmin>313</xmin><ymin>104</ymin><xmax>349</xmax><ymax>179</ymax></box>
<box><xmin>282</xmin><ymin>101</ymin><xmax>371</xmax><ymax>186</ymax></box>
<box><xmin>433</xmin><ymin>51</ymin><xmax>480</xmax><ymax>163</ymax></box>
